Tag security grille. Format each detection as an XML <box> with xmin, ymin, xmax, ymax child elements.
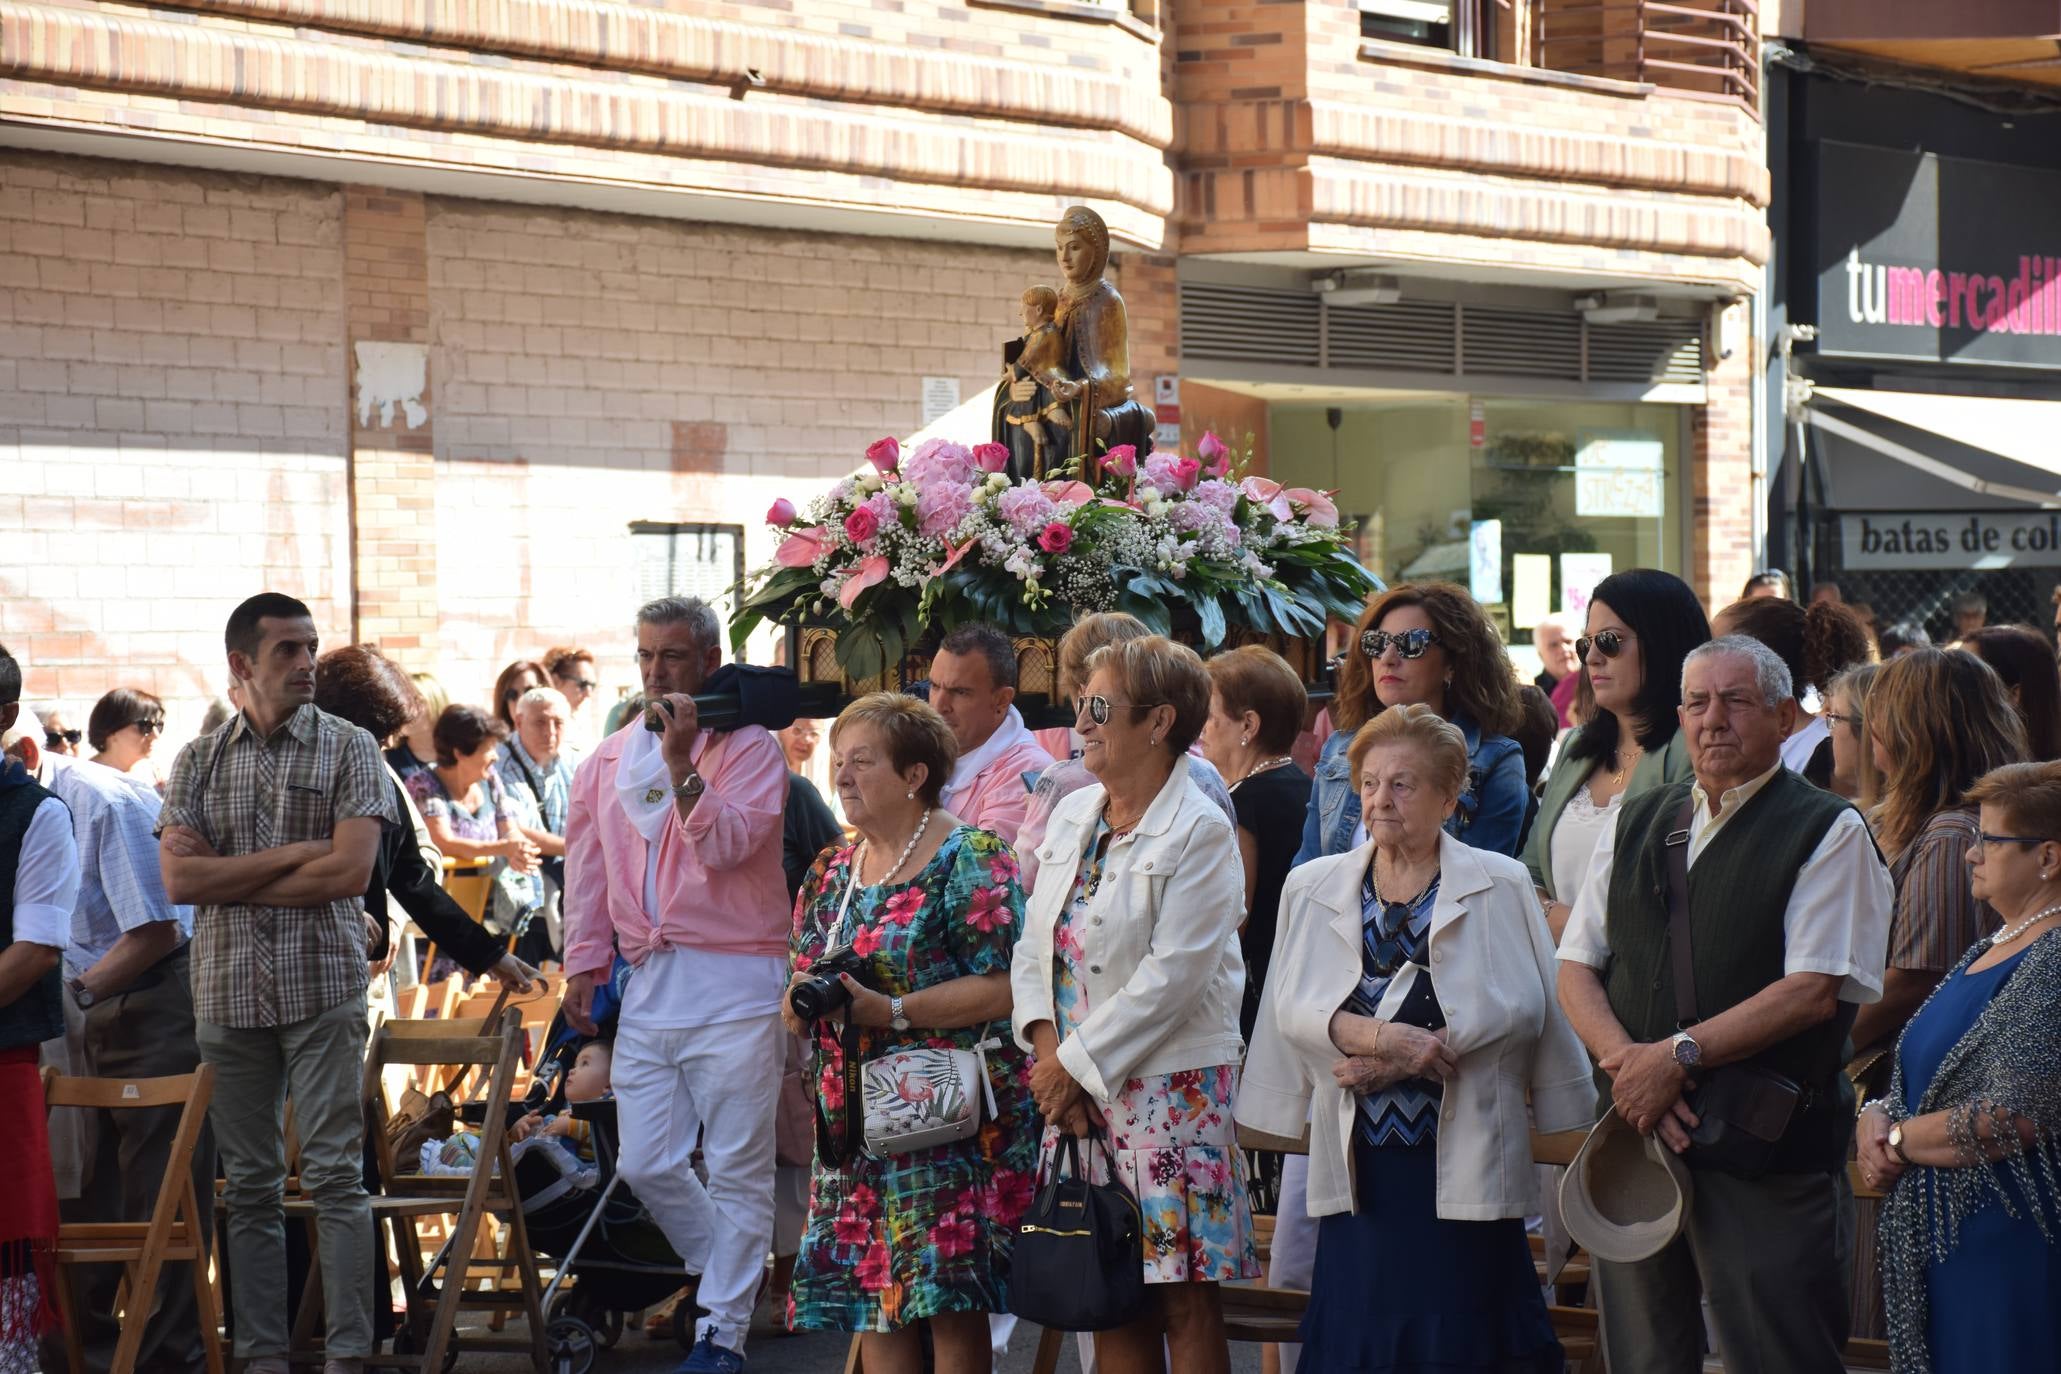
<box><xmin>1179</xmin><ymin>281</ymin><xmax>1703</xmax><ymax>386</ymax></box>
<box><xmin>631</xmin><ymin>521</ymin><xmax>746</xmax><ymax>618</ymax></box>
<box><xmin>1810</xmin><ymin>517</ymin><xmax>2059</xmax><ymax>647</ymax></box>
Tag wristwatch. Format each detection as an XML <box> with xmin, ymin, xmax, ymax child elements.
<box><xmin>889</xmin><ymin>996</ymin><xmax>910</xmax><ymax>1032</ymax></box>
<box><xmin>670</xmin><ymin>771</ymin><xmax>706</xmax><ymax>800</ymax></box>
<box><xmin>1889</xmin><ymin>1122</ymin><xmax>1911</xmax><ymax>1164</ymax></box>
<box><xmin>1669</xmin><ymin>1030</ymin><xmax>1702</xmax><ymax>1070</ymax></box>
<box><xmin>67</xmin><ymin>977</ymin><xmax>95</xmax><ymax>1011</ymax></box>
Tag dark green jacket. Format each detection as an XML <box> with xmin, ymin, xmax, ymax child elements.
<box><xmin>1523</xmin><ymin>725</ymin><xmax>1692</xmax><ymax>900</ymax></box>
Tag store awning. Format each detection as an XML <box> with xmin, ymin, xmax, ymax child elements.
<box><xmin>1808</xmin><ymin>387</ymin><xmax>2061</xmax><ymax>510</ymax></box>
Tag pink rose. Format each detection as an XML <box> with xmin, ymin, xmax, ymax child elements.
<box><xmin>837</xmin><ymin>554</ymin><xmax>891</xmax><ymax>608</ymax></box>
<box><xmin>973</xmin><ymin>442</ymin><xmax>1011</xmax><ymax>474</ymax></box>
<box><xmin>766</xmin><ymin>497</ymin><xmax>798</xmax><ymax>528</ymax></box>
<box><xmin>844</xmin><ymin>505</ymin><xmax>880</xmax><ymax>544</ymax></box>
<box><xmin>1172</xmin><ymin>456</ymin><xmax>1203</xmax><ymax>490</ymax></box>
<box><xmin>774</xmin><ymin>526</ymin><xmax>828</xmax><ymax>567</ymax></box>
<box><xmin>864</xmin><ymin>436</ymin><xmax>900</xmax><ymax>475</ymax></box>
<box><xmin>1197</xmin><ymin>430</ymin><xmax>1230</xmax><ymax>476</ymax></box>
<box><xmin>1103</xmin><ymin>444</ymin><xmax>1137</xmax><ymax>478</ymax></box>
<box><xmin>1037</xmin><ymin>520</ymin><xmax>1074</xmax><ymax>555</ymax></box>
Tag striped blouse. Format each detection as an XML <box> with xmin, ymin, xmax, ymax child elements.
<box><xmin>1886</xmin><ymin>807</ymin><xmax>2000</xmax><ymax>975</ymax></box>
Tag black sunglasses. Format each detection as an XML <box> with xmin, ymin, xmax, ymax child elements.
<box><xmin>555</xmin><ymin>673</ymin><xmax>599</xmax><ymax>692</ymax></box>
<box><xmin>1576</xmin><ymin>630</ymin><xmax>1637</xmax><ymax>661</ymax></box>
<box><xmin>132</xmin><ymin>718</ymin><xmax>164</xmax><ymax>737</ymax></box>
<box><xmin>1074</xmin><ymin>694</ymin><xmax>1164</xmax><ymax>727</ymax></box>
<box><xmin>1360</xmin><ymin>628</ymin><xmax>1442</xmax><ymax>661</ymax></box>
<box><xmin>45</xmin><ymin>728</ymin><xmax>82</xmax><ymax>747</ymax></box>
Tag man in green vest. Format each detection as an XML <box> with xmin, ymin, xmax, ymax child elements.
<box><xmin>1556</xmin><ymin>635</ymin><xmax>1892</xmax><ymax>1374</ymax></box>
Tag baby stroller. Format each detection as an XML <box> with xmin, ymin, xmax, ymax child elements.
<box><xmin>516</xmin><ymin>1008</ymin><xmax>704</xmax><ymax>1374</ymax></box>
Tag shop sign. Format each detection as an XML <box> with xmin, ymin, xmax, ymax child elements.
<box><xmin>1575</xmin><ymin>431</ymin><xmax>1665</xmax><ymax>518</ymax></box>
<box><xmin>1841</xmin><ymin>510</ymin><xmax>2061</xmax><ymax>570</ymax></box>
<box><xmin>1816</xmin><ymin>141</ymin><xmax>2061</xmax><ymax>369</ymax></box>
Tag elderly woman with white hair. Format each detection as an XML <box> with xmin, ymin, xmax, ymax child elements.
<box><xmin>1239</xmin><ymin>703</ymin><xmax>1594</xmax><ymax>1374</ymax></box>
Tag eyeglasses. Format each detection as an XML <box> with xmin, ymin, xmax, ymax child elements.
<box><xmin>1820</xmin><ymin>711</ymin><xmax>1858</xmax><ymax>730</ymax></box>
<box><xmin>132</xmin><ymin>719</ymin><xmax>164</xmax><ymax>737</ymax></box>
<box><xmin>1360</xmin><ymin>628</ymin><xmax>1442</xmax><ymax>661</ymax></box>
<box><xmin>556</xmin><ymin>673</ymin><xmax>598</xmax><ymax>692</ymax></box>
<box><xmin>1975</xmin><ymin>831</ymin><xmax>2049</xmax><ymax>852</ymax></box>
<box><xmin>45</xmin><ymin>729</ymin><xmax>81</xmax><ymax>747</ymax></box>
<box><xmin>1576</xmin><ymin>630</ymin><xmax>1637</xmax><ymax>661</ymax></box>
<box><xmin>1074</xmin><ymin>695</ymin><xmax>1164</xmax><ymax>727</ymax></box>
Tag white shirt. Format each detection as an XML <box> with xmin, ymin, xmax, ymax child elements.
<box><xmin>1779</xmin><ymin>714</ymin><xmax>1830</xmax><ymax>776</ymax></box>
<box><xmin>1548</xmin><ymin>780</ymin><xmax>1621</xmax><ymax>905</ymax></box>
<box><xmin>1558</xmin><ymin>763</ymin><xmax>1889</xmax><ymax>1003</ymax></box>
<box><xmin>13</xmin><ymin>795</ymin><xmax>81</xmax><ymax>950</ymax></box>
<box><xmin>626</xmin><ymin>837</ymin><xmax>786</xmax><ymax>1032</ymax></box>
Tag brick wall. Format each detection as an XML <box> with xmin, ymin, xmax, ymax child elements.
<box><xmin>420</xmin><ymin>198</ymin><xmax>1052</xmax><ymax>708</ymax></box>
<box><xmin>1692</xmin><ymin>327</ymin><xmax>1758</xmax><ymax>613</ymax></box>
<box><xmin>0</xmin><ymin>150</ymin><xmax>348</xmax><ymax>739</ymax></box>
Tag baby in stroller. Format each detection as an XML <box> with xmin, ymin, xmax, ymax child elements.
<box><xmin>424</xmin><ymin>1038</ymin><xmax>611</xmax><ymax>1179</ymax></box>
<box><xmin>509</xmin><ymin>1039</ymin><xmax>613</xmax><ymax>1166</ymax></box>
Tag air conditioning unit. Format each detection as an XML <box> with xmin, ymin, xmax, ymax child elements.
<box><xmin>1311</xmin><ymin>271</ymin><xmax>1404</xmax><ymax>307</ymax></box>
<box><xmin>1575</xmin><ymin>293</ymin><xmax>1660</xmax><ymax>325</ymax></box>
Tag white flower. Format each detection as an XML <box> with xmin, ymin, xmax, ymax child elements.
<box><xmin>854</xmin><ymin>471</ymin><xmax>882</xmax><ymax>493</ymax></box>
<box><xmin>986</xmin><ymin>472</ymin><xmax>1009</xmax><ymax>491</ymax></box>
<box><xmin>897</xmin><ymin>486</ymin><xmax>918</xmax><ymax>508</ymax></box>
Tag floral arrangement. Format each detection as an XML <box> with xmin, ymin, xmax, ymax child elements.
<box><xmin>730</xmin><ymin>434</ymin><xmax>1380</xmax><ymax>679</ymax></box>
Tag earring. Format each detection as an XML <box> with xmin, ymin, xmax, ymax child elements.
<box><xmin>906</xmin><ymin>789</ymin><xmax>916</xmax><ymax>800</ymax></box>
<box><xmin>1240</xmin><ymin>735</ymin><xmax>1251</xmax><ymax>747</ymax></box>
<box><xmin>1151</xmin><ymin>735</ymin><xmax>1162</xmax><ymax>747</ymax></box>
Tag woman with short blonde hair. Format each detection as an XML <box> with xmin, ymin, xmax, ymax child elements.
<box><xmin>1013</xmin><ymin>636</ymin><xmax>1257</xmax><ymax>1374</ymax></box>
<box><xmin>1241</xmin><ymin>703</ymin><xmax>1590</xmax><ymax>1373</ymax></box>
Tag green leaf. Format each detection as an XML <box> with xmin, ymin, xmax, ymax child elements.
<box><xmin>1196</xmin><ymin>595</ymin><xmax>1226</xmax><ymax>648</ymax></box>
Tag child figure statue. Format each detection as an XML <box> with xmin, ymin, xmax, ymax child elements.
<box><xmin>999</xmin><ymin>285</ymin><xmax>1072</xmax><ymax>479</ymax></box>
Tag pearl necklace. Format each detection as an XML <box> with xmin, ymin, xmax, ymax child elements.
<box><xmin>1231</xmin><ymin>756</ymin><xmax>1296</xmax><ymax>791</ymax></box>
<box><xmin>1991</xmin><ymin>901</ymin><xmax>2061</xmax><ymax>947</ymax></box>
<box><xmin>862</xmin><ymin>808</ymin><xmax>933</xmax><ymax>887</ymax></box>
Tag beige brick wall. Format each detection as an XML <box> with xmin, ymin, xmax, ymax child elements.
<box><xmin>421</xmin><ymin>198</ymin><xmax>1053</xmax><ymax>711</ymax></box>
<box><xmin>0</xmin><ymin>150</ymin><xmax>349</xmax><ymax>739</ymax></box>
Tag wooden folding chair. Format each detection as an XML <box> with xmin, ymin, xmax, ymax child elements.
<box><xmin>347</xmin><ymin>1008</ymin><xmax>549</xmax><ymax>1371</ymax></box>
<box><xmin>43</xmin><ymin>1065</ymin><xmax>225</xmax><ymax>1374</ymax></box>
<box><xmin>439</xmin><ymin>856</ymin><xmax>493</xmax><ymax>923</ymax></box>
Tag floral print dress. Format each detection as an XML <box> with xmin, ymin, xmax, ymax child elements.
<box><xmin>1043</xmin><ymin>816</ymin><xmax>1261</xmax><ymax>1286</ymax></box>
<box><xmin>788</xmin><ymin>825</ymin><xmax>1038</xmax><ymax>1332</ymax></box>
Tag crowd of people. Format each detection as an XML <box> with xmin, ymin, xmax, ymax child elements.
<box><xmin>3</xmin><ymin>566</ymin><xmax>2060</xmax><ymax>1374</ymax></box>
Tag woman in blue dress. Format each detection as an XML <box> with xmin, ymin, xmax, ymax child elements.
<box><xmin>1861</xmin><ymin>760</ymin><xmax>2061</xmax><ymax>1374</ymax></box>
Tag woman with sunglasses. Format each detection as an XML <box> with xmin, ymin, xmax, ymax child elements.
<box><xmin>490</xmin><ymin>657</ymin><xmax>549</xmax><ymax>732</ymax></box>
<box><xmin>1522</xmin><ymin>569</ymin><xmax>1711</xmax><ymax>940</ymax></box>
<box><xmin>1012</xmin><ymin>635</ymin><xmax>1257</xmax><ymax>1374</ymax></box>
<box><xmin>1847</xmin><ymin>649</ymin><xmax>2027</xmax><ymax>1066</ymax></box>
<box><xmin>1298</xmin><ymin>582</ymin><xmax>1526</xmax><ymax>870</ymax></box>
<box><xmin>1861</xmin><ymin>760</ymin><xmax>2061</xmax><ymax>1374</ymax></box>
<box><xmin>1239</xmin><ymin>704</ymin><xmax>1592</xmax><ymax>1374</ymax></box>
<box><xmin>86</xmin><ymin>687</ymin><xmax>167</xmax><ymax>792</ymax></box>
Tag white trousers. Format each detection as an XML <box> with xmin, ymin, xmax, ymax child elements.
<box><xmin>1268</xmin><ymin>1154</ymin><xmax>1321</xmax><ymax>1374</ymax></box>
<box><xmin>613</xmin><ymin>1011</ymin><xmax>783</xmax><ymax>1355</ymax></box>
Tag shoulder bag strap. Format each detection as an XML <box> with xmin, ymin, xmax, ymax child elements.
<box><xmin>1665</xmin><ymin>796</ymin><xmax>1699</xmax><ymax>1028</ymax></box>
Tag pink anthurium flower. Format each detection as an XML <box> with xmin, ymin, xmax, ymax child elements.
<box><xmin>864</xmin><ymin>436</ymin><xmax>900</xmax><ymax>475</ymax></box>
<box><xmin>1285</xmin><ymin>487</ymin><xmax>1340</xmax><ymax>528</ymax></box>
<box><xmin>774</xmin><ymin>526</ymin><xmax>829</xmax><ymax>567</ymax></box>
<box><xmin>1042</xmin><ymin>480</ymin><xmax>1096</xmax><ymax>508</ymax></box>
<box><xmin>939</xmin><ymin>538</ymin><xmax>979</xmax><ymax>575</ymax></box>
<box><xmin>1239</xmin><ymin>476</ymin><xmax>1293</xmax><ymax>521</ymax></box>
<box><xmin>766</xmin><ymin>497</ymin><xmax>798</xmax><ymax>528</ymax></box>
<box><xmin>837</xmin><ymin>555</ymin><xmax>892</xmax><ymax>609</ymax></box>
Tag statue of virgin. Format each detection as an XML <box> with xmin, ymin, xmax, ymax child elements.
<box><xmin>991</xmin><ymin>205</ymin><xmax>1153</xmax><ymax>481</ymax></box>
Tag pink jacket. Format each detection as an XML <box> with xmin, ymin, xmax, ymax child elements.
<box><xmin>562</xmin><ymin>723</ymin><xmax>790</xmax><ymax>977</ymax></box>
<box><xmin>946</xmin><ymin>736</ymin><xmax>1055</xmax><ymax>848</ymax></box>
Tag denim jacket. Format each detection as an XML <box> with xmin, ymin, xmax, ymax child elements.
<box><xmin>1292</xmin><ymin>711</ymin><xmax>1527</xmax><ymax>868</ymax></box>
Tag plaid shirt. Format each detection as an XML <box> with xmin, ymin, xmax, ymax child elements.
<box><xmin>158</xmin><ymin>704</ymin><xmax>397</xmax><ymax>1028</ymax></box>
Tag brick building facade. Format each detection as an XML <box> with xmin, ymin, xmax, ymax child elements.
<box><xmin>2</xmin><ymin>0</ymin><xmax>1769</xmax><ymax>737</ymax></box>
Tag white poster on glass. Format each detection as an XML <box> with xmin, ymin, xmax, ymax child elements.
<box><xmin>1511</xmin><ymin>553</ymin><xmax>1553</xmax><ymax>631</ymax></box>
<box><xmin>1575</xmin><ymin>431</ymin><xmax>1665</xmax><ymax>519</ymax></box>
<box><xmin>1560</xmin><ymin>553</ymin><xmax>1614</xmax><ymax>620</ymax></box>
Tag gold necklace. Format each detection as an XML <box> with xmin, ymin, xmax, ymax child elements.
<box><xmin>1611</xmin><ymin>742</ymin><xmax>1645</xmax><ymax>787</ymax></box>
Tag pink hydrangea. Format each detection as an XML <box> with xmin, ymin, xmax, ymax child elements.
<box><xmin>1190</xmin><ymin>479</ymin><xmax>1238</xmax><ymax>515</ymax></box>
<box><xmin>1143</xmin><ymin>453</ymin><xmax>1201</xmax><ymax>493</ymax></box>
<box><xmin>904</xmin><ymin>438</ymin><xmax>975</xmax><ymax>490</ymax></box>
<box><xmin>996</xmin><ymin>484</ymin><xmax>1058</xmax><ymax>536</ymax></box>
<box><xmin>917</xmin><ymin>482</ymin><xmax>974</xmax><ymax>538</ymax></box>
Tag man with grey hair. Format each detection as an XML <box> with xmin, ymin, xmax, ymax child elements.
<box><xmin>1555</xmin><ymin>635</ymin><xmax>1890</xmax><ymax>1374</ymax></box>
<box><xmin>499</xmin><ymin>685</ymin><xmax>573</xmax><ymax>963</ymax></box>
<box><xmin>560</xmin><ymin>596</ymin><xmax>788</xmax><ymax>1374</ymax></box>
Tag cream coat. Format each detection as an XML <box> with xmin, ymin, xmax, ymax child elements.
<box><xmin>1237</xmin><ymin>832</ymin><xmax>1595</xmax><ymax>1221</ymax></box>
<box><xmin>1010</xmin><ymin>762</ymin><xmax>1246</xmax><ymax>1103</ymax></box>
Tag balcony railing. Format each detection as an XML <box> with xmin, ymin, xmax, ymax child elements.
<box><xmin>1533</xmin><ymin>0</ymin><xmax>1760</xmax><ymax>109</ymax></box>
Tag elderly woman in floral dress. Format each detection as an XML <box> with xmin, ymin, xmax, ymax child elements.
<box><xmin>784</xmin><ymin>694</ymin><xmax>1037</xmax><ymax>1374</ymax></box>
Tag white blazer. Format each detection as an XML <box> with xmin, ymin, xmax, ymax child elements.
<box><xmin>1236</xmin><ymin>831</ymin><xmax>1595</xmax><ymax>1221</ymax></box>
<box><xmin>1010</xmin><ymin>762</ymin><xmax>1247</xmax><ymax>1103</ymax></box>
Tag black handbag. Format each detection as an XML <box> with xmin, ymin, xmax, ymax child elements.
<box><xmin>1008</xmin><ymin>1131</ymin><xmax>1146</xmax><ymax>1332</ymax></box>
<box><xmin>1662</xmin><ymin>799</ymin><xmax>1803</xmax><ymax>1174</ymax></box>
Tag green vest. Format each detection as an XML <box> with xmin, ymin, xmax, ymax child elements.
<box><xmin>1600</xmin><ymin>768</ymin><xmax>1860</xmax><ymax>1172</ymax></box>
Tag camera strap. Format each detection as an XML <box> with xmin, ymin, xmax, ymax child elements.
<box><xmin>812</xmin><ymin>853</ymin><xmax>869</xmax><ymax>1167</ymax></box>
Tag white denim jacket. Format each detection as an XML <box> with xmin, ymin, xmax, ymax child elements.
<box><xmin>1010</xmin><ymin>763</ymin><xmax>1247</xmax><ymax>1103</ymax></box>
<box><xmin>1236</xmin><ymin>832</ymin><xmax>1596</xmax><ymax>1221</ymax></box>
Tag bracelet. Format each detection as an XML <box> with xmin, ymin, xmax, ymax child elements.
<box><xmin>1371</xmin><ymin>1019</ymin><xmax>1385</xmax><ymax>1057</ymax></box>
